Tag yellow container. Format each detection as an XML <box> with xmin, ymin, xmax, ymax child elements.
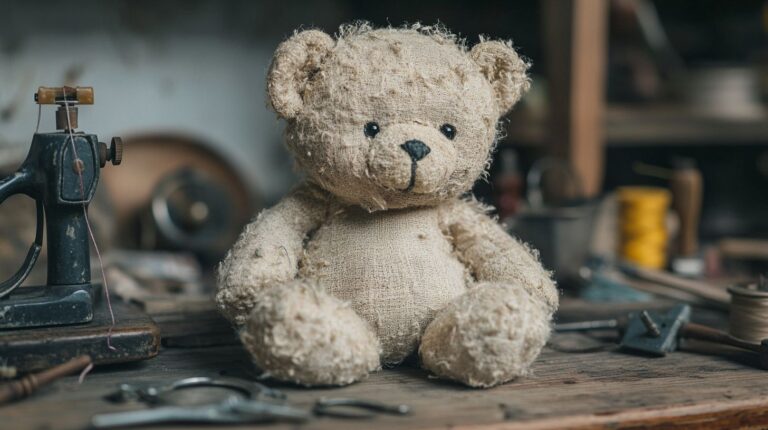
<box><xmin>617</xmin><ymin>186</ymin><xmax>671</xmax><ymax>269</ymax></box>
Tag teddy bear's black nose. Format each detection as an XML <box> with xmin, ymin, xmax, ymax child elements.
<box><xmin>401</xmin><ymin>140</ymin><xmax>431</xmax><ymax>162</ymax></box>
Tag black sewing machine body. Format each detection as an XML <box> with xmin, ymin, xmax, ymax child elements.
<box><xmin>0</xmin><ymin>86</ymin><xmax>122</xmax><ymax>331</ymax></box>
<box><xmin>0</xmin><ymin>87</ymin><xmax>161</xmax><ymax>372</ymax></box>
<box><xmin>0</xmin><ymin>131</ymin><xmax>105</xmax><ymax>329</ymax></box>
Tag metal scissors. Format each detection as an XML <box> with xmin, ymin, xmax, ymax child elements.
<box><xmin>104</xmin><ymin>376</ymin><xmax>285</xmax><ymax>404</ymax></box>
<box><xmin>93</xmin><ymin>376</ymin><xmax>306</xmax><ymax>428</ymax></box>
<box><xmin>92</xmin><ymin>395</ymin><xmax>310</xmax><ymax>428</ymax></box>
<box><xmin>93</xmin><ymin>376</ymin><xmax>411</xmax><ymax>427</ymax></box>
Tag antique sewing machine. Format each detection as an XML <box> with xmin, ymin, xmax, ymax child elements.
<box><xmin>0</xmin><ymin>87</ymin><xmax>159</xmax><ymax>371</ymax></box>
<box><xmin>0</xmin><ymin>87</ymin><xmax>120</xmax><ymax>328</ymax></box>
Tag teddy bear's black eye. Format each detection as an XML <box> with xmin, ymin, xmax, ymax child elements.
<box><xmin>440</xmin><ymin>124</ymin><xmax>456</xmax><ymax>140</ymax></box>
<box><xmin>364</xmin><ymin>122</ymin><xmax>380</xmax><ymax>138</ymax></box>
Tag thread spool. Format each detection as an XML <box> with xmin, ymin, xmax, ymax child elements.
<box><xmin>617</xmin><ymin>187</ymin><xmax>671</xmax><ymax>269</ymax></box>
<box><xmin>728</xmin><ymin>280</ymin><xmax>768</xmax><ymax>343</ymax></box>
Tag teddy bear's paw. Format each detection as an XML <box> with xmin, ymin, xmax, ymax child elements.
<box><xmin>419</xmin><ymin>283</ymin><xmax>551</xmax><ymax>388</ymax></box>
<box><xmin>240</xmin><ymin>280</ymin><xmax>381</xmax><ymax>386</ymax></box>
<box><xmin>215</xmin><ymin>283</ymin><xmax>265</xmax><ymax>327</ymax></box>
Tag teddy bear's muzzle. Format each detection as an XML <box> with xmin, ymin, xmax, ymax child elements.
<box><xmin>365</xmin><ymin>124</ymin><xmax>456</xmax><ymax>195</ymax></box>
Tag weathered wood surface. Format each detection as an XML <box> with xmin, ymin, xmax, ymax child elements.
<box><xmin>4</xmin><ymin>302</ymin><xmax>768</xmax><ymax>430</ymax></box>
<box><xmin>0</xmin><ymin>300</ymin><xmax>160</xmax><ymax>372</ymax></box>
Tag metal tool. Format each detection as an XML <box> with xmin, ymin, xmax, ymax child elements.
<box><xmin>556</xmin><ymin>304</ymin><xmax>768</xmax><ymax>366</ymax></box>
<box><xmin>95</xmin><ymin>377</ymin><xmax>412</xmax><ymax>427</ymax></box>
<box><xmin>92</xmin><ymin>395</ymin><xmax>310</xmax><ymax>428</ymax></box>
<box><xmin>313</xmin><ymin>397</ymin><xmax>412</xmax><ymax>419</ymax></box>
<box><xmin>105</xmin><ymin>376</ymin><xmax>285</xmax><ymax>404</ymax></box>
<box><xmin>95</xmin><ymin>376</ymin><xmax>307</xmax><ymax>427</ymax></box>
<box><xmin>620</xmin><ymin>305</ymin><xmax>691</xmax><ymax>355</ymax></box>
<box><xmin>554</xmin><ymin>318</ymin><xmax>624</xmax><ymax>333</ymax></box>
<box><xmin>0</xmin><ymin>87</ymin><xmax>122</xmax><ymax>329</ymax></box>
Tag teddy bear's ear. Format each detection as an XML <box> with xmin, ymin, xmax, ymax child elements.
<box><xmin>469</xmin><ymin>40</ymin><xmax>531</xmax><ymax>113</ymax></box>
<box><xmin>267</xmin><ymin>30</ymin><xmax>335</xmax><ymax>119</ymax></box>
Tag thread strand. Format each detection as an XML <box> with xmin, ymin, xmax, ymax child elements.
<box><xmin>61</xmin><ymin>92</ymin><xmax>117</xmax><ymax>351</ymax></box>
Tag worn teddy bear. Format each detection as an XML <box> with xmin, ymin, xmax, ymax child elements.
<box><xmin>216</xmin><ymin>23</ymin><xmax>558</xmax><ymax>388</ymax></box>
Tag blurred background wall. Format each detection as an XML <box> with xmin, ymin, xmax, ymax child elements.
<box><xmin>0</xmin><ymin>0</ymin><xmax>544</xmax><ymax>203</ymax></box>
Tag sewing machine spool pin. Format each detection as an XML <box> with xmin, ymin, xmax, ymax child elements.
<box><xmin>0</xmin><ymin>86</ymin><xmax>122</xmax><ymax>329</ymax></box>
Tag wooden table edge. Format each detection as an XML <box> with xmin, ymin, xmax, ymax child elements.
<box><xmin>440</xmin><ymin>395</ymin><xmax>768</xmax><ymax>430</ymax></box>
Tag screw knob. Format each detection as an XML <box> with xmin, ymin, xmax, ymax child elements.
<box><xmin>110</xmin><ymin>137</ymin><xmax>123</xmax><ymax>165</ymax></box>
<box><xmin>99</xmin><ymin>137</ymin><xmax>123</xmax><ymax>167</ymax></box>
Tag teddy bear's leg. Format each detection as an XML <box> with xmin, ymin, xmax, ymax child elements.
<box><xmin>240</xmin><ymin>280</ymin><xmax>381</xmax><ymax>386</ymax></box>
<box><xmin>419</xmin><ymin>282</ymin><xmax>552</xmax><ymax>388</ymax></box>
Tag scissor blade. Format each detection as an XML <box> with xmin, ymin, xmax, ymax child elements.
<box><xmin>91</xmin><ymin>406</ymin><xmax>238</xmax><ymax>428</ymax></box>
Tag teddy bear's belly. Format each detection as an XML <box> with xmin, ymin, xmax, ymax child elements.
<box><xmin>300</xmin><ymin>206</ymin><xmax>468</xmax><ymax>364</ymax></box>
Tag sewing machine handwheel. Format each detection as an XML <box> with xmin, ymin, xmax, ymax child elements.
<box><xmin>0</xmin><ymin>172</ymin><xmax>44</xmax><ymax>299</ymax></box>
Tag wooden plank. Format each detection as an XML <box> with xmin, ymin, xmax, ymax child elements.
<box><xmin>569</xmin><ymin>0</ymin><xmax>607</xmax><ymax>197</ymax></box>
<box><xmin>719</xmin><ymin>238</ymin><xmax>768</xmax><ymax>261</ymax></box>
<box><xmin>0</xmin><ymin>299</ymin><xmax>159</xmax><ymax>372</ymax></box>
<box><xmin>152</xmin><ymin>308</ymin><xmax>239</xmax><ymax>348</ymax></box>
<box><xmin>541</xmin><ymin>0</ymin><xmax>608</xmax><ymax>197</ymax></box>
<box><xmin>6</xmin><ymin>343</ymin><xmax>768</xmax><ymax>430</ymax></box>
<box><xmin>459</xmin><ymin>396</ymin><xmax>768</xmax><ymax>430</ymax></box>
<box><xmin>604</xmin><ymin>105</ymin><xmax>768</xmax><ymax>145</ymax></box>
<box><xmin>4</xmin><ymin>323</ymin><xmax>768</xmax><ymax>428</ymax></box>
<box><xmin>505</xmin><ymin>104</ymin><xmax>768</xmax><ymax>147</ymax></box>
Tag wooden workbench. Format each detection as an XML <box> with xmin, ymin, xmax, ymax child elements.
<box><xmin>4</xmin><ymin>301</ymin><xmax>768</xmax><ymax>430</ymax></box>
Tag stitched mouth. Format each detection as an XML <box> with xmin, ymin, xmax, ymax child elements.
<box><xmin>401</xmin><ymin>161</ymin><xmax>417</xmax><ymax>192</ymax></box>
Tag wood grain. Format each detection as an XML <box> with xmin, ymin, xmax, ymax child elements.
<box><xmin>0</xmin><ymin>299</ymin><xmax>159</xmax><ymax>372</ymax></box>
<box><xmin>4</xmin><ymin>303</ymin><xmax>768</xmax><ymax>430</ymax></box>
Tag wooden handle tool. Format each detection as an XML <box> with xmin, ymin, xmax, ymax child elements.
<box><xmin>0</xmin><ymin>355</ymin><xmax>92</xmax><ymax>405</ymax></box>
<box><xmin>670</xmin><ymin>160</ymin><xmax>703</xmax><ymax>258</ymax></box>
<box><xmin>680</xmin><ymin>323</ymin><xmax>768</xmax><ymax>368</ymax></box>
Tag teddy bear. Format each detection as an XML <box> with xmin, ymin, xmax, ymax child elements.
<box><xmin>216</xmin><ymin>23</ymin><xmax>558</xmax><ymax>388</ymax></box>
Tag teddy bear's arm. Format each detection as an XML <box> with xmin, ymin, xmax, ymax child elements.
<box><xmin>439</xmin><ymin>198</ymin><xmax>558</xmax><ymax>312</ymax></box>
<box><xmin>215</xmin><ymin>184</ymin><xmax>328</xmax><ymax>326</ymax></box>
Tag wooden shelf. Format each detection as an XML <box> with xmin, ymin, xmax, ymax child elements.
<box><xmin>505</xmin><ymin>104</ymin><xmax>768</xmax><ymax>147</ymax></box>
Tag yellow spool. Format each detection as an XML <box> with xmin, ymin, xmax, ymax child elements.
<box><xmin>617</xmin><ymin>186</ymin><xmax>670</xmax><ymax>269</ymax></box>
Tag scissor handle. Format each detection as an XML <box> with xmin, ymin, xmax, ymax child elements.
<box><xmin>0</xmin><ymin>170</ymin><xmax>44</xmax><ymax>299</ymax></box>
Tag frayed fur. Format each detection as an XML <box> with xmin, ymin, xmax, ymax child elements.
<box><xmin>218</xmin><ymin>23</ymin><xmax>555</xmax><ymax>388</ymax></box>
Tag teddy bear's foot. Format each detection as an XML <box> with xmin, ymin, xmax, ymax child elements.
<box><xmin>240</xmin><ymin>280</ymin><xmax>381</xmax><ymax>386</ymax></box>
<box><xmin>419</xmin><ymin>283</ymin><xmax>552</xmax><ymax>388</ymax></box>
